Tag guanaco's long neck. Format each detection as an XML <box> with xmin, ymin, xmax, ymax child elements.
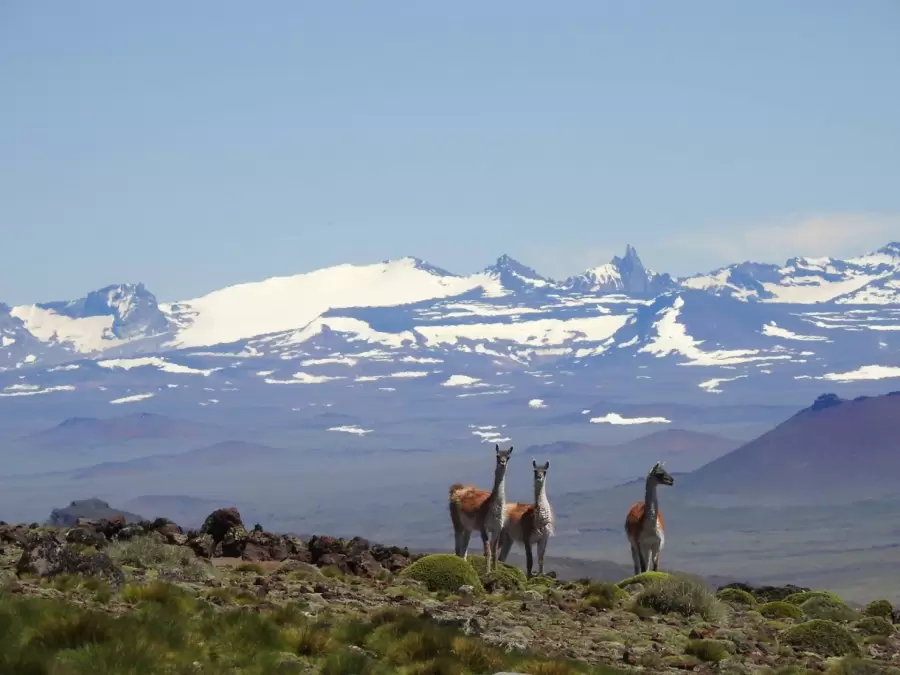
<box><xmin>643</xmin><ymin>476</ymin><xmax>659</xmax><ymax>525</ymax></box>
<box><xmin>490</xmin><ymin>464</ymin><xmax>507</xmax><ymax>505</ymax></box>
<box><xmin>534</xmin><ymin>478</ymin><xmax>552</xmax><ymax>523</ymax></box>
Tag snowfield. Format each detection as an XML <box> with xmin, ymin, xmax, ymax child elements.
<box><xmin>2</xmin><ymin>243</ymin><xmax>899</xmax><ymax>406</ymax></box>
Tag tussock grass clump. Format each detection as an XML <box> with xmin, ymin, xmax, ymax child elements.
<box><xmin>633</xmin><ymin>575</ymin><xmax>725</xmax><ymax>622</ymax></box>
<box><xmin>120</xmin><ymin>580</ymin><xmax>197</xmax><ymax>612</ymax></box>
<box><xmin>824</xmin><ymin>657</ymin><xmax>900</xmax><ymax>674</ymax></box>
<box><xmin>863</xmin><ymin>600</ymin><xmax>894</xmax><ymax>619</ymax></box>
<box><xmin>780</xmin><ymin>619</ymin><xmax>861</xmax><ymax>658</ymax></box>
<box><xmin>233</xmin><ymin>561</ymin><xmax>267</xmax><ymax>575</ymax></box>
<box><xmin>853</xmin><ymin>616</ymin><xmax>895</xmax><ymax>638</ymax></box>
<box><xmin>685</xmin><ymin>639</ymin><xmax>731</xmax><ymax>662</ymax></box>
<box><xmin>581</xmin><ymin>581</ymin><xmax>628</xmax><ymax>611</ymax></box>
<box><xmin>107</xmin><ymin>535</ymin><xmax>213</xmax><ymax>581</ymax></box>
<box><xmin>717</xmin><ymin>587</ymin><xmax>757</xmax><ymax>607</ymax></box>
<box><xmin>758</xmin><ymin>601</ymin><xmax>804</xmax><ymax>620</ymax></box>
<box><xmin>399</xmin><ymin>554</ymin><xmax>484</xmax><ymax>595</ymax></box>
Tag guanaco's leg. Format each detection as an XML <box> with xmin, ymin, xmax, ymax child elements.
<box><xmin>523</xmin><ymin>541</ymin><xmax>534</xmax><ymax>578</ymax></box>
<box><xmin>489</xmin><ymin>531</ymin><xmax>502</xmax><ymax>572</ymax></box>
<box><xmin>498</xmin><ymin>533</ymin><xmax>513</xmax><ymax>562</ymax></box>
<box><xmin>536</xmin><ymin>534</ymin><xmax>549</xmax><ymax>576</ymax></box>
<box><xmin>459</xmin><ymin>530</ymin><xmax>472</xmax><ymax>559</ymax></box>
<box><xmin>629</xmin><ymin>541</ymin><xmax>641</xmax><ymax>575</ymax></box>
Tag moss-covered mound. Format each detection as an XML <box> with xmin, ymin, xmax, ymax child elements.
<box><xmin>781</xmin><ymin>619</ymin><xmax>861</xmax><ymax>657</ymax></box>
<box><xmin>784</xmin><ymin>590</ymin><xmax>843</xmax><ymax>606</ymax></box>
<box><xmin>801</xmin><ymin>595</ymin><xmax>858</xmax><ymax>622</ymax></box>
<box><xmin>464</xmin><ymin>555</ymin><xmax>527</xmax><ymax>591</ymax></box>
<box><xmin>757</xmin><ymin>601</ymin><xmax>804</xmax><ymax>620</ymax></box>
<box><xmin>716</xmin><ymin>587</ymin><xmax>757</xmax><ymax>607</ymax></box>
<box><xmin>399</xmin><ymin>554</ymin><xmax>484</xmax><ymax>595</ymax></box>
<box><xmin>863</xmin><ymin>600</ymin><xmax>894</xmax><ymax>619</ymax></box>
<box><xmin>616</xmin><ymin>571</ymin><xmax>670</xmax><ymax>588</ymax></box>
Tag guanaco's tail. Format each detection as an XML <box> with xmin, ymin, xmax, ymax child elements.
<box><xmin>448</xmin><ymin>483</ymin><xmax>466</xmax><ymax>501</ymax></box>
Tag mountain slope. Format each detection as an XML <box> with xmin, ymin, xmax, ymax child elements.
<box><xmin>680</xmin><ymin>242</ymin><xmax>900</xmax><ymax>303</ymax></box>
<box><xmin>525</xmin><ymin>428</ymin><xmax>739</xmax><ymax>473</ymax></box>
<box><xmin>678</xmin><ymin>391</ymin><xmax>900</xmax><ymax>505</ymax></box>
<box><xmin>162</xmin><ymin>257</ymin><xmax>504</xmax><ymax>349</ymax></box>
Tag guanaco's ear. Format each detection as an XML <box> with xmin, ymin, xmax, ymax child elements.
<box><xmin>508</xmin><ymin>446</ymin><xmax>513</xmax><ymax>453</ymax></box>
<box><xmin>532</xmin><ymin>459</ymin><xmax>537</xmax><ymax>469</ymax></box>
<box><xmin>543</xmin><ymin>461</ymin><xmax>550</xmax><ymax>470</ymax></box>
<box><xmin>495</xmin><ymin>444</ymin><xmax>500</xmax><ymax>453</ymax></box>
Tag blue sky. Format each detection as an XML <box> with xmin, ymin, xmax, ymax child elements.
<box><xmin>2</xmin><ymin>1</ymin><xmax>899</xmax><ymax>303</ymax></box>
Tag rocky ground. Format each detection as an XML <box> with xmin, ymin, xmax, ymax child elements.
<box><xmin>1</xmin><ymin>508</ymin><xmax>899</xmax><ymax>674</ymax></box>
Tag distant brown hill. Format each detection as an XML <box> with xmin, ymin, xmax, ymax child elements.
<box><xmin>67</xmin><ymin>441</ymin><xmax>292</xmax><ymax>480</ymax></box>
<box><xmin>47</xmin><ymin>498</ymin><xmax>144</xmax><ymax>526</ymax></box>
<box><xmin>17</xmin><ymin>412</ymin><xmax>217</xmax><ymax>451</ymax></box>
<box><xmin>679</xmin><ymin>391</ymin><xmax>900</xmax><ymax>506</ymax></box>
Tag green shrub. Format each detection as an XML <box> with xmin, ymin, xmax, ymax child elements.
<box><xmin>616</xmin><ymin>571</ymin><xmax>670</xmax><ymax>588</ymax></box>
<box><xmin>758</xmin><ymin>601</ymin><xmax>804</xmax><ymax>620</ymax></box>
<box><xmin>107</xmin><ymin>535</ymin><xmax>213</xmax><ymax>581</ymax></box>
<box><xmin>780</xmin><ymin>619</ymin><xmax>861</xmax><ymax>657</ymax></box>
<box><xmin>0</xmin><ymin>575</ymin><xmax>618</xmax><ymax>674</ymax></box>
<box><xmin>399</xmin><ymin>554</ymin><xmax>484</xmax><ymax>595</ymax></box>
<box><xmin>582</xmin><ymin>582</ymin><xmax>628</xmax><ymax>610</ymax></box>
<box><xmin>862</xmin><ymin>600</ymin><xmax>894</xmax><ymax>619</ymax></box>
<box><xmin>633</xmin><ymin>576</ymin><xmax>724</xmax><ymax>622</ymax></box>
<box><xmin>716</xmin><ymin>587</ymin><xmax>757</xmax><ymax>607</ymax></box>
<box><xmin>853</xmin><ymin>616</ymin><xmax>895</xmax><ymax>638</ymax></box>
<box><xmin>801</xmin><ymin>596</ymin><xmax>858</xmax><ymax>623</ymax></box>
<box><xmin>685</xmin><ymin>639</ymin><xmax>730</xmax><ymax>662</ymax></box>
<box><xmin>784</xmin><ymin>590</ymin><xmax>843</xmax><ymax>606</ymax></box>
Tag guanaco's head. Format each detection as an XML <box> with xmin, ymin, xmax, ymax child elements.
<box><xmin>649</xmin><ymin>461</ymin><xmax>674</xmax><ymax>486</ymax></box>
<box><xmin>495</xmin><ymin>444</ymin><xmax>514</xmax><ymax>471</ymax></box>
<box><xmin>532</xmin><ymin>459</ymin><xmax>550</xmax><ymax>487</ymax></box>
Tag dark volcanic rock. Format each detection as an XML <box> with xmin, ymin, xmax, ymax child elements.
<box><xmin>65</xmin><ymin>526</ymin><xmax>108</xmax><ymax>548</ymax></box>
<box><xmin>719</xmin><ymin>582</ymin><xmax>811</xmax><ymax>603</ymax></box>
<box><xmin>241</xmin><ymin>530</ymin><xmax>290</xmax><ymax>562</ymax></box>
<box><xmin>201</xmin><ymin>508</ymin><xmax>244</xmax><ymax>542</ymax></box>
<box><xmin>16</xmin><ymin>532</ymin><xmax>125</xmax><ymax>588</ymax></box>
<box><xmin>306</xmin><ymin>534</ymin><xmax>414</xmax><ymax>577</ymax></box>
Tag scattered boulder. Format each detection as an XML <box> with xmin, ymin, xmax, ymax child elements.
<box><xmin>16</xmin><ymin>531</ymin><xmax>124</xmax><ymax>588</ymax></box>
<box><xmin>200</xmin><ymin>507</ymin><xmax>245</xmax><ymax>542</ymax></box>
<box><xmin>65</xmin><ymin>525</ymin><xmax>108</xmax><ymax>548</ymax></box>
<box><xmin>242</xmin><ymin>530</ymin><xmax>289</xmax><ymax>562</ymax></box>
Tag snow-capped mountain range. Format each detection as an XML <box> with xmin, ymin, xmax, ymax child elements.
<box><xmin>2</xmin><ymin>242</ymin><xmax>900</xmax><ymax>408</ymax></box>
